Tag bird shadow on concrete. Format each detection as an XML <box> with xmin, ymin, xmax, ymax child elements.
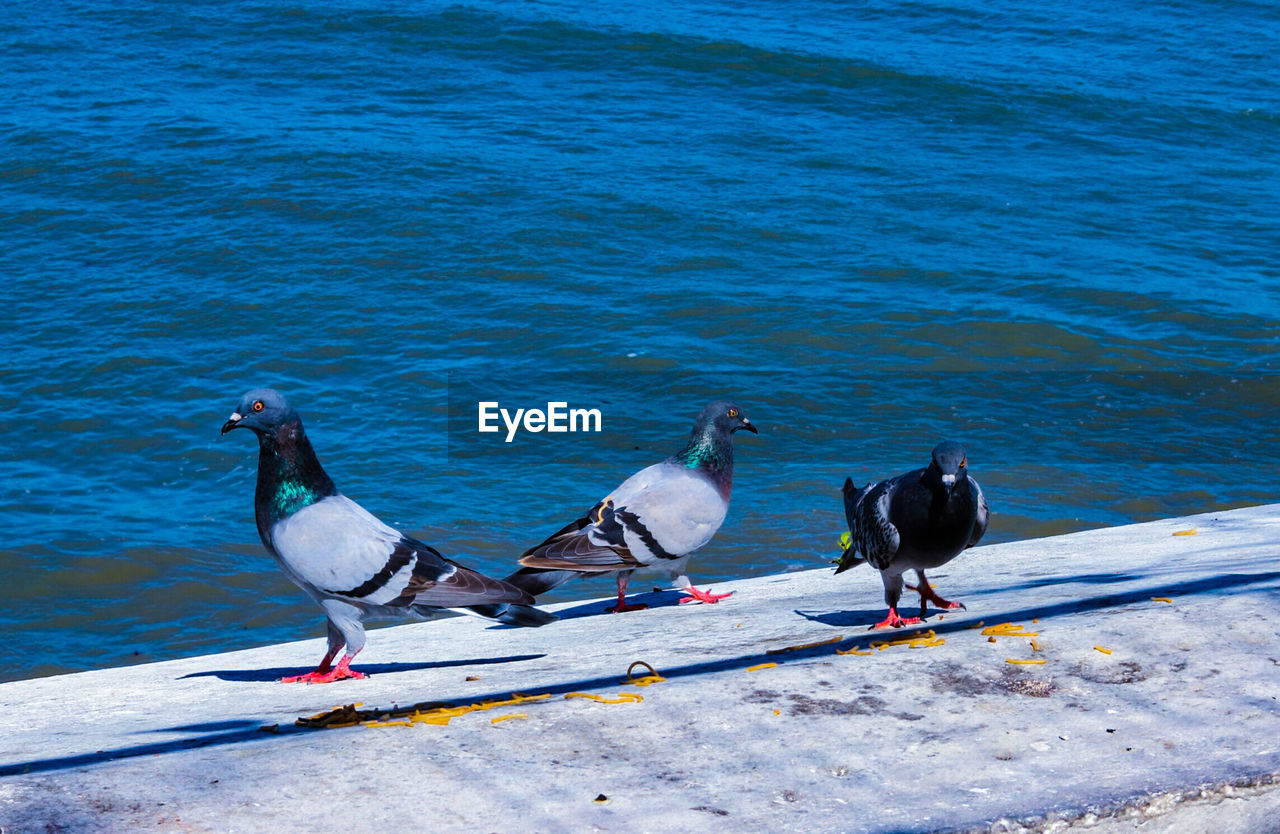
<box><xmin>6</xmin><ymin>570</ymin><xmax>1276</xmax><ymax>780</ymax></box>
<box><xmin>529</xmin><ymin>589</ymin><xmax>690</xmax><ymax>622</ymax></box>
<box><xmin>177</xmin><ymin>653</ymin><xmax>546</xmax><ymax>683</ymax></box>
<box><xmin>143</xmin><ymin>719</ymin><xmax>262</xmax><ymax>734</ymax></box>
<box><xmin>795</xmin><ymin>570</ymin><xmax>1280</xmax><ymax>634</ymax></box>
<box><xmin>959</xmin><ymin>571</ymin><xmax>1147</xmax><ymax>598</ymax></box>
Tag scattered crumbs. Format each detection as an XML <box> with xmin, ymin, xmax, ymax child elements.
<box><xmin>773</xmin><ymin>709</ymin><xmax>781</xmax><ymax>715</ymax></box>
<box><xmin>1172</xmin><ymin>528</ymin><xmax>1197</xmax><ymax>536</ymax></box>
<box><xmin>1151</xmin><ymin>597</ymin><xmax>1173</xmax><ymax>604</ymax></box>
<box><xmin>988</xmin><ymin>636</ymin><xmax>997</xmax><ymax>643</ymax></box>
<box><xmin>465</xmin><ymin>675</ymin><xmax>481</xmax><ymax>681</ymax></box>
<box><xmin>593</xmin><ymin>794</ymin><xmax>611</xmax><ymax>805</ymax></box>
<box><xmin>747</xmin><ymin>663</ymin><xmax>778</xmax><ymax>673</ymax></box>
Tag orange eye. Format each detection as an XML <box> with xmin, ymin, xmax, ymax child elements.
<box><xmin>252</xmin><ymin>401</ymin><xmax>264</xmax><ymax>413</ymax></box>
<box><xmin>961</xmin><ymin>458</ymin><xmax>967</xmax><ymax>467</ymax></box>
<box><xmin>728</xmin><ymin>409</ymin><xmax>738</xmax><ymax>417</ymax></box>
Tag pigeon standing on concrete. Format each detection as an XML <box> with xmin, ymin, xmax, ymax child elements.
<box><xmin>836</xmin><ymin>441</ymin><xmax>988</xmax><ymax>629</ymax></box>
<box><xmin>496</xmin><ymin>401</ymin><xmax>757</xmax><ymax>613</ymax></box>
<box><xmin>221</xmin><ymin>388</ymin><xmax>553</xmax><ymax>683</ymax></box>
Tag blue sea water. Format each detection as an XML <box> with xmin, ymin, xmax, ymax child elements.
<box><xmin>2</xmin><ymin>1</ymin><xmax>1278</xmax><ymax>682</ymax></box>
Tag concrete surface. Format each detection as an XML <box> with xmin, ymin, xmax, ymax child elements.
<box><xmin>1</xmin><ymin>505</ymin><xmax>1279</xmax><ymax>833</ymax></box>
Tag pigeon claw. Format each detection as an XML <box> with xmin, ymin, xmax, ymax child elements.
<box><xmin>870</xmin><ymin>609</ymin><xmax>923</xmax><ymax>630</ymax></box>
<box><xmin>678</xmin><ymin>587</ymin><xmax>733</xmax><ymax>605</ymax></box>
<box><xmin>280</xmin><ymin>655</ymin><xmax>367</xmax><ymax>684</ymax></box>
<box><xmin>908</xmin><ymin>578</ymin><xmax>966</xmax><ymax>617</ymax></box>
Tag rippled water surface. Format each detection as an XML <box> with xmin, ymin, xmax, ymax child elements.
<box><xmin>3</xmin><ymin>0</ymin><xmax>1278</xmax><ymax>681</ymax></box>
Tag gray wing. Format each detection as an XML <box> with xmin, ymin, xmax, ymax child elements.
<box><xmin>518</xmin><ymin>498</ymin><xmax>644</xmax><ymax>572</ymax></box>
<box><xmin>519</xmin><ymin>462</ymin><xmax>726</xmax><ymax>571</ymax></box>
<box><xmin>270</xmin><ymin>495</ymin><xmax>531</xmax><ymax>609</ymax></box>
<box><xmin>838</xmin><ymin>479</ymin><xmax>900</xmax><ymax>573</ymax></box>
<box><xmin>967</xmin><ymin>477</ymin><xmax>988</xmax><ymax>548</ymax></box>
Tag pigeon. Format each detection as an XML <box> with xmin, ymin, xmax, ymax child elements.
<box><xmin>495</xmin><ymin>401</ymin><xmax>757</xmax><ymax>613</ymax></box>
<box><xmin>221</xmin><ymin>388</ymin><xmax>554</xmax><ymax>683</ymax></box>
<box><xmin>835</xmin><ymin>441</ymin><xmax>988</xmax><ymax>629</ymax></box>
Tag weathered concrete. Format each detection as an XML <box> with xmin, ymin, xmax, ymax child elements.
<box><xmin>2</xmin><ymin>505</ymin><xmax>1278</xmax><ymax>833</ymax></box>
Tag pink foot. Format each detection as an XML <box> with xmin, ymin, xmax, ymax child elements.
<box><xmin>870</xmin><ymin>608</ymin><xmax>923</xmax><ymax>630</ymax></box>
<box><xmin>905</xmin><ymin>582</ymin><xmax>966</xmax><ymax>615</ymax></box>
<box><xmin>679</xmin><ymin>587</ymin><xmax>734</xmax><ymax>605</ymax></box>
<box><xmin>605</xmin><ymin>572</ymin><xmax>647</xmax><ymax>612</ymax></box>
<box><xmin>280</xmin><ymin>655</ymin><xmax>366</xmax><ymax>684</ymax></box>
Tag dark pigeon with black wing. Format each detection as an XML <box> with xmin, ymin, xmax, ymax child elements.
<box><xmin>836</xmin><ymin>441</ymin><xmax>988</xmax><ymax>629</ymax></box>
<box><xmin>491</xmin><ymin>401</ymin><xmax>757</xmax><ymax>614</ymax></box>
<box><xmin>221</xmin><ymin>388</ymin><xmax>553</xmax><ymax>683</ymax></box>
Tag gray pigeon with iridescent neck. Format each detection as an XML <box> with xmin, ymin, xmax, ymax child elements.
<box><xmin>490</xmin><ymin>401</ymin><xmax>757</xmax><ymax>613</ymax></box>
<box><xmin>221</xmin><ymin>388</ymin><xmax>553</xmax><ymax>683</ymax></box>
<box><xmin>836</xmin><ymin>441</ymin><xmax>988</xmax><ymax>629</ymax></box>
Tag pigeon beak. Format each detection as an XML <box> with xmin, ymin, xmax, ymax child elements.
<box><xmin>738</xmin><ymin>417</ymin><xmax>759</xmax><ymax>434</ymax></box>
<box><xmin>941</xmin><ymin>473</ymin><xmax>957</xmax><ymax>493</ymax></box>
<box><xmin>220</xmin><ymin>413</ymin><xmax>243</xmax><ymax>435</ymax></box>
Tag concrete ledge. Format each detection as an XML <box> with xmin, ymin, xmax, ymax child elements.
<box><xmin>2</xmin><ymin>505</ymin><xmax>1279</xmax><ymax>832</ymax></box>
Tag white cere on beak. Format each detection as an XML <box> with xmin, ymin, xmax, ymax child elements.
<box><xmin>228</xmin><ymin>412</ymin><xmax>243</xmax><ymax>422</ymax></box>
<box><xmin>941</xmin><ymin>473</ymin><xmax>957</xmax><ymax>486</ymax></box>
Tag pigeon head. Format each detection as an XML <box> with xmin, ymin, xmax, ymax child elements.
<box><xmin>698</xmin><ymin>401</ymin><xmax>758</xmax><ymax>437</ymax></box>
<box><xmin>926</xmin><ymin>441</ymin><xmax>968</xmax><ymax>495</ymax></box>
<box><xmin>221</xmin><ymin>388</ymin><xmax>298</xmax><ymax>436</ymax></box>
<box><xmin>672</xmin><ymin>401</ymin><xmax>757</xmax><ymax>480</ymax></box>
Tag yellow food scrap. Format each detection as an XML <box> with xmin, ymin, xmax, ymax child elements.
<box><xmin>1094</xmin><ymin>645</ymin><xmax>1113</xmax><ymax>655</ymax></box>
<box><xmin>869</xmin><ymin>629</ymin><xmax>945</xmax><ymax>651</ymax></box>
<box><xmin>767</xmin><ymin>634</ymin><xmax>845</xmax><ymax>655</ymax></box>
<box><xmin>1151</xmin><ymin>597</ymin><xmax>1173</xmax><ymax>604</ymax></box>
<box><xmin>299</xmin><ymin>693</ymin><xmax>554</xmax><ymax>730</ymax></box>
<box><xmin>1006</xmin><ymin>658</ymin><xmax>1047</xmax><ymax>665</ymax></box>
<box><xmin>747</xmin><ymin>663</ymin><xmax>778</xmax><ymax>672</ymax></box>
<box><xmin>1030</xmin><ymin>640</ymin><xmax>1041</xmax><ymax>652</ymax></box>
<box><xmin>1172</xmin><ymin>528</ymin><xmax>1197</xmax><ymax>536</ymax></box>
<box><xmin>982</xmin><ymin>622</ymin><xmax>1039</xmax><ymax>638</ymax></box>
<box><xmin>966</xmin><ymin>620</ymin><xmax>986</xmax><ymax>630</ymax></box>
<box><xmin>835</xmin><ymin>645</ymin><xmax>875</xmax><ymax>656</ymax></box>
<box><xmin>565</xmin><ymin>692</ymin><xmax>644</xmax><ymax>704</ymax></box>
<box><xmin>491</xmin><ymin>713</ymin><xmax>528</xmax><ymax>724</ymax></box>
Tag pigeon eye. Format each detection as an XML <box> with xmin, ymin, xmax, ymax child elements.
<box><xmin>728</xmin><ymin>409</ymin><xmax>738</xmax><ymax>418</ymax></box>
<box><xmin>252</xmin><ymin>400</ymin><xmax>265</xmax><ymax>413</ymax></box>
<box><xmin>961</xmin><ymin>458</ymin><xmax>967</xmax><ymax>467</ymax></box>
